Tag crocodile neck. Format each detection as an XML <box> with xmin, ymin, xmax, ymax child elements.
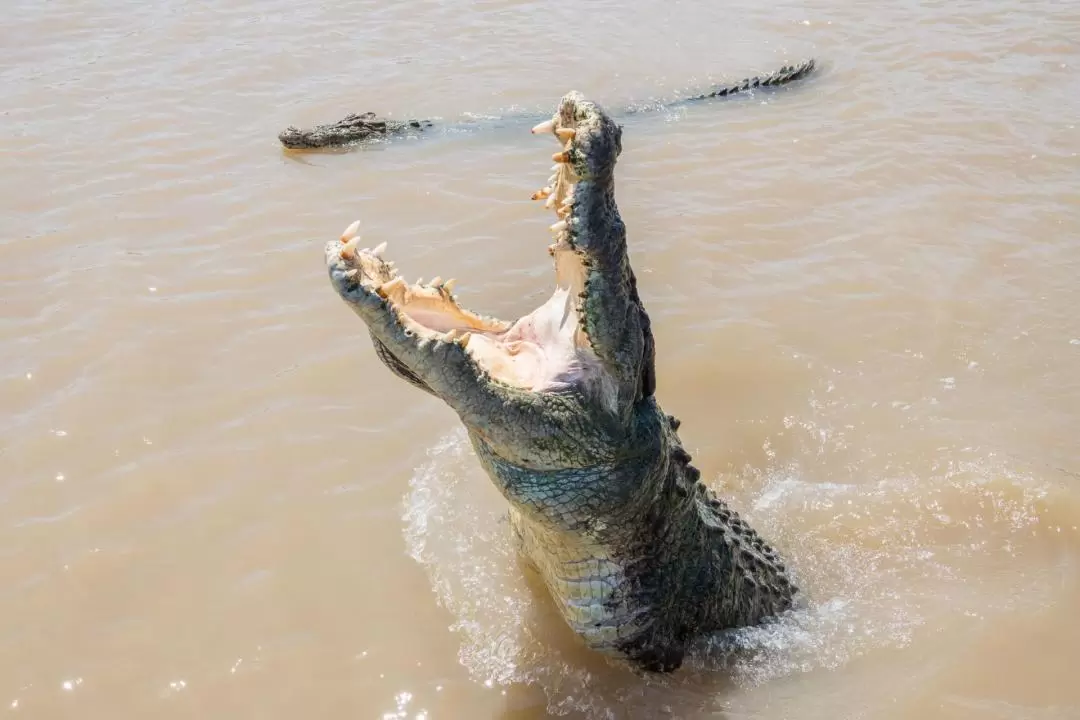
<box><xmin>466</xmin><ymin>402</ymin><xmax>795</xmax><ymax>671</ymax></box>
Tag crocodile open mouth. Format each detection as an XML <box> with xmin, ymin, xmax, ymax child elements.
<box><xmin>329</xmin><ymin>115</ymin><xmax>596</xmax><ymax>392</ymax></box>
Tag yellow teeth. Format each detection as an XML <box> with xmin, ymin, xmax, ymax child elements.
<box><xmin>550</xmin><ymin>220</ymin><xmax>567</xmax><ymax>233</ymax></box>
<box><xmin>556</xmin><ymin>128</ymin><xmax>576</xmax><ymax>142</ymax></box>
<box><xmin>341</xmin><ymin>220</ymin><xmax>361</xmax><ymax>242</ymax></box>
<box><xmin>531</xmin><ymin>119</ymin><xmax>555</xmax><ymax>135</ymax></box>
<box><xmin>557</xmin><ymin>206</ymin><xmax>570</xmax><ymax>218</ymax></box>
<box><xmin>545</xmin><ymin>195</ymin><xmax>556</xmax><ymax>209</ymax></box>
<box><xmin>552</xmin><ymin>150</ymin><xmax>570</xmax><ymax>163</ymax></box>
<box><xmin>531</xmin><ymin>186</ymin><xmax>552</xmax><ymax>200</ymax></box>
<box><xmin>443</xmin><ymin>329</ymin><xmax>473</xmax><ymax>347</ymax></box>
<box><xmin>371</xmin><ymin>241</ymin><xmax>387</xmax><ymax>257</ymax></box>
<box><xmin>430</xmin><ymin>276</ymin><xmax>443</xmax><ymax>286</ymax></box>
<box><xmin>376</xmin><ymin>277</ymin><xmax>407</xmax><ymax>300</ymax></box>
<box><xmin>443</xmin><ymin>278</ymin><xmax>457</xmax><ymax>293</ymax></box>
<box><xmin>340</xmin><ymin>237</ymin><xmax>361</xmax><ymax>260</ymax></box>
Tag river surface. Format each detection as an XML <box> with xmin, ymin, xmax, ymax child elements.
<box><xmin>3</xmin><ymin>0</ymin><xmax>1080</xmax><ymax>717</ymax></box>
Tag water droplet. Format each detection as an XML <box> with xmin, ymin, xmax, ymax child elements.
<box><xmin>25</xmin><ymin>372</ymin><xmax>32</xmax><ymax>380</ymax></box>
<box><xmin>53</xmin><ymin>430</ymin><xmax>67</xmax><ymax>437</ymax></box>
<box><xmin>10</xmin><ymin>699</ymin><xmax>18</xmax><ymax>709</ymax></box>
<box><xmin>940</xmin><ymin>377</ymin><xmax>956</xmax><ymax>390</ymax></box>
<box><xmin>55</xmin><ymin>473</ymin><xmax>65</xmax><ymax>482</ymax></box>
<box><xmin>168</xmin><ymin>680</ymin><xmax>186</xmax><ymax>691</ymax></box>
<box><xmin>1070</xmin><ymin>339</ymin><xmax>1080</xmax><ymax>346</ymax></box>
<box><xmin>230</xmin><ymin>659</ymin><xmax>243</xmax><ymax>674</ymax></box>
<box><xmin>148</xmin><ymin>287</ymin><xmax>158</xmax><ymax>293</ymax></box>
<box><xmin>435</xmin><ymin>685</ymin><xmax>443</xmax><ymax>692</ymax></box>
<box><xmin>142</xmin><ymin>437</ymin><xmax>153</xmax><ymax>445</ymax></box>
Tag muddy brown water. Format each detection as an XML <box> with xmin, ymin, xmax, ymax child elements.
<box><xmin>3</xmin><ymin>0</ymin><xmax>1080</xmax><ymax>717</ymax></box>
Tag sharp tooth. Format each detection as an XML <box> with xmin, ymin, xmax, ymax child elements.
<box><xmin>430</xmin><ymin>276</ymin><xmax>443</xmax><ymax>287</ymax></box>
<box><xmin>443</xmin><ymin>278</ymin><xmax>457</xmax><ymax>293</ymax></box>
<box><xmin>340</xmin><ymin>237</ymin><xmax>361</xmax><ymax>259</ymax></box>
<box><xmin>551</xmin><ymin>164</ymin><xmax>561</xmax><ymax>172</ymax></box>
<box><xmin>444</xmin><ymin>328</ymin><xmax>462</xmax><ymax>341</ymax></box>
<box><xmin>550</xmin><ymin>220</ymin><xmax>567</xmax><ymax>233</ymax></box>
<box><xmin>545</xmin><ymin>195</ymin><xmax>556</xmax><ymax>209</ymax></box>
<box><xmin>557</xmin><ymin>206</ymin><xmax>570</xmax><ymax>218</ymax></box>
<box><xmin>372</xmin><ymin>241</ymin><xmax>387</xmax><ymax>257</ymax></box>
<box><xmin>552</xmin><ymin>151</ymin><xmax>570</xmax><ymax>163</ymax></box>
<box><xmin>561</xmin><ymin>196</ymin><xmax>573</xmax><ymax>207</ymax></box>
<box><xmin>457</xmin><ymin>331</ymin><xmax>472</xmax><ymax>348</ymax></box>
<box><xmin>531</xmin><ymin>187</ymin><xmax>552</xmax><ymax>200</ymax></box>
<box><xmin>416</xmin><ymin>278</ymin><xmax>424</xmax><ymax>286</ymax></box>
<box><xmin>556</xmin><ymin>128</ymin><xmax>576</xmax><ymax>142</ymax></box>
<box><xmin>531</xmin><ymin>119</ymin><xmax>555</xmax><ymax>135</ymax></box>
<box><xmin>340</xmin><ymin>220</ymin><xmax>361</xmax><ymax>242</ymax></box>
<box><xmin>547</xmin><ymin>174</ymin><xmax>558</xmax><ymax>185</ymax></box>
<box><xmin>378</xmin><ymin>277</ymin><xmax>406</xmax><ymax>300</ymax></box>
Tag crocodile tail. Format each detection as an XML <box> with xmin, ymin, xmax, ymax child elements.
<box><xmin>691</xmin><ymin>57</ymin><xmax>817</xmax><ymax>101</ymax></box>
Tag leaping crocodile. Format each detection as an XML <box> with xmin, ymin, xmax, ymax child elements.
<box><xmin>281</xmin><ymin>59</ymin><xmax>815</xmax><ymax>150</ymax></box>
<box><xmin>324</xmin><ymin>90</ymin><xmax>797</xmax><ymax>672</ymax></box>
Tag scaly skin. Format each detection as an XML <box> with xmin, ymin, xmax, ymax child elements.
<box><xmin>323</xmin><ymin>91</ymin><xmax>797</xmax><ymax>672</ymax></box>
<box><xmin>278</xmin><ymin>112</ymin><xmax>433</xmax><ymax>150</ymax></box>
<box><xmin>283</xmin><ymin>59</ymin><xmax>816</xmax><ymax>151</ymax></box>
<box><xmin>684</xmin><ymin>58</ymin><xmax>816</xmax><ymax>101</ymax></box>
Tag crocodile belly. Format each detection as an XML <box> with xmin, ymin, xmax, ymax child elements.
<box><xmin>509</xmin><ymin>508</ymin><xmax>646</xmax><ymax>652</ymax></box>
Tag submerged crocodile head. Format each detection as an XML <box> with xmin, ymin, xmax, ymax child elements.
<box><xmin>325</xmin><ymin>91</ymin><xmax>795</xmax><ymax>672</ymax></box>
<box><xmin>279</xmin><ymin>112</ymin><xmax>430</xmax><ymax>150</ymax></box>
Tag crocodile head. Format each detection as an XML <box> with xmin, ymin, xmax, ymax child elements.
<box><xmin>325</xmin><ymin>91</ymin><xmax>655</xmax><ymax>473</ymax></box>
<box><xmin>279</xmin><ymin>113</ymin><xmax>429</xmax><ymax>150</ymax></box>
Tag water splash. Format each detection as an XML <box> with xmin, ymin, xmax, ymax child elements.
<box><xmin>402</xmin><ymin>425</ymin><xmax>1063</xmax><ymax>717</ymax></box>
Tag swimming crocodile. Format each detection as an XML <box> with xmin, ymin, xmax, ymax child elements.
<box><xmin>323</xmin><ymin>90</ymin><xmax>797</xmax><ymax>672</ymax></box>
<box><xmin>281</xmin><ymin>59</ymin><xmax>815</xmax><ymax>150</ymax></box>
